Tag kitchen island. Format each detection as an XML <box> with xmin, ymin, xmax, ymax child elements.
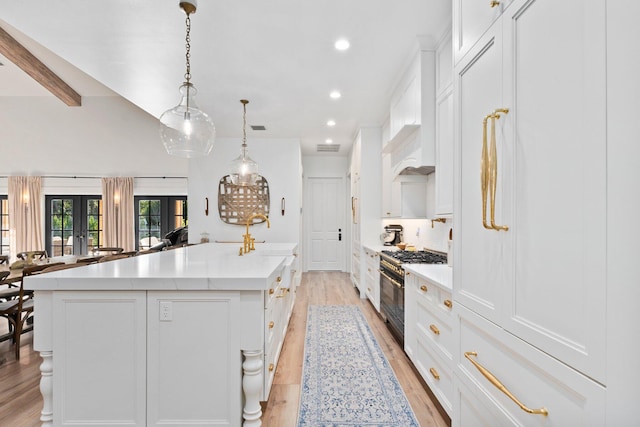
<box><xmin>25</xmin><ymin>243</ymin><xmax>299</xmax><ymax>427</ymax></box>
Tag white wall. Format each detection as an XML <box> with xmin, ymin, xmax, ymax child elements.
<box><xmin>302</xmin><ymin>156</ymin><xmax>348</xmax><ymax>178</ymax></box>
<box><xmin>0</xmin><ymin>95</ymin><xmax>188</xmax><ymax>194</ymax></box>
<box><xmin>188</xmin><ymin>138</ymin><xmax>302</xmax><ymax>245</ymax></box>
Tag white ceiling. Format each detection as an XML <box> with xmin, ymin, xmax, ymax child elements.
<box><xmin>0</xmin><ymin>0</ymin><xmax>451</xmax><ymax>157</ymax></box>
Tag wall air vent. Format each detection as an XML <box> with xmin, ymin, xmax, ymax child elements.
<box><xmin>250</xmin><ymin>125</ymin><xmax>266</xmax><ymax>131</ymax></box>
<box><xmin>317</xmin><ymin>144</ymin><xmax>340</xmax><ymax>153</ymax></box>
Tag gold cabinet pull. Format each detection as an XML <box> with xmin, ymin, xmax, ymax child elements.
<box><xmin>481</xmin><ymin>109</ymin><xmax>509</xmax><ymax>231</ymax></box>
<box><xmin>276</xmin><ymin>276</ymin><xmax>282</xmax><ymax>282</ymax></box>
<box><xmin>268</xmin><ymin>363</ymin><xmax>274</xmax><ymax>372</ymax></box>
<box><xmin>420</xmin><ymin>285</ymin><xmax>428</xmax><ymax>292</ymax></box>
<box><xmin>269</xmin><ymin>288</ymin><xmax>275</xmax><ymax>295</ymax></box>
<box><xmin>444</xmin><ymin>299</ymin><xmax>453</xmax><ymax>309</ymax></box>
<box><xmin>430</xmin><ymin>367</ymin><xmax>440</xmax><ymax>380</ymax></box>
<box><xmin>430</xmin><ymin>324</ymin><xmax>440</xmax><ymax>335</ymax></box>
<box><xmin>268</xmin><ymin>321</ymin><xmax>274</xmax><ymax>329</ymax></box>
<box><xmin>490</xmin><ymin>0</ymin><xmax>500</xmax><ymax>7</ymax></box>
<box><xmin>276</xmin><ymin>288</ymin><xmax>288</xmax><ymax>298</ymax></box>
<box><xmin>464</xmin><ymin>352</ymin><xmax>548</xmax><ymax>416</ymax></box>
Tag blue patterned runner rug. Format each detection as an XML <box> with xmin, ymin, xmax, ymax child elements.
<box><xmin>297</xmin><ymin>305</ymin><xmax>419</xmax><ymax>427</ymax></box>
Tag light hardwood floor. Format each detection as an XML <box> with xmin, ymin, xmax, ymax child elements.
<box><xmin>0</xmin><ymin>272</ymin><xmax>449</xmax><ymax>427</ymax></box>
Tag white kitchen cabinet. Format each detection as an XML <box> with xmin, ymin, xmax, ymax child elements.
<box><xmin>350</xmin><ymin>128</ymin><xmax>382</xmax><ymax>296</ymax></box>
<box><xmin>363</xmin><ymin>247</ymin><xmax>380</xmax><ymax>312</ymax></box>
<box><xmin>434</xmin><ymin>85</ymin><xmax>453</xmax><ymax>217</ymax></box>
<box><xmin>452</xmin><ymin>0</ymin><xmax>513</xmax><ymax>64</ymax></box>
<box><xmin>453</xmin><ymin>0</ymin><xmax>608</xmax><ymax>420</ymax></box>
<box><xmin>454</xmin><ymin>305</ymin><xmax>605</xmax><ymax>427</ymax></box>
<box><xmin>388</xmin><ymin>56</ymin><xmax>421</xmax><ymax>146</ymax></box>
<box><xmin>455</xmin><ymin>0</ymin><xmax>606</xmax><ymax>382</ymax></box>
<box><xmin>404</xmin><ymin>266</ymin><xmax>454</xmax><ymax>417</ymax></box>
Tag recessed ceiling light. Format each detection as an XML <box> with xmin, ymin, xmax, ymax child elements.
<box><xmin>334</xmin><ymin>39</ymin><xmax>350</xmax><ymax>51</ymax></box>
<box><xmin>325</xmin><ymin>139</ymin><xmax>333</xmax><ymax>144</ymax></box>
<box><xmin>330</xmin><ymin>91</ymin><xmax>341</xmax><ymax>99</ymax></box>
<box><xmin>327</xmin><ymin>120</ymin><xmax>336</xmax><ymax>127</ymax></box>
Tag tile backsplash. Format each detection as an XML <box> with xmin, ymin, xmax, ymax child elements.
<box><xmin>382</xmin><ymin>218</ymin><xmax>452</xmax><ymax>253</ymax></box>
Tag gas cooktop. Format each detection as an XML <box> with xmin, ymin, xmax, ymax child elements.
<box><xmin>381</xmin><ymin>249</ymin><xmax>447</xmax><ymax>265</ymax></box>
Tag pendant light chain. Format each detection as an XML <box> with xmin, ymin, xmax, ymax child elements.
<box><xmin>184</xmin><ymin>13</ymin><xmax>192</xmax><ymax>84</ymax></box>
<box><xmin>241</xmin><ymin>99</ymin><xmax>249</xmax><ymax>149</ymax></box>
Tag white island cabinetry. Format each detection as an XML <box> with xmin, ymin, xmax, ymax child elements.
<box><xmin>27</xmin><ymin>243</ymin><xmax>298</xmax><ymax>427</ymax></box>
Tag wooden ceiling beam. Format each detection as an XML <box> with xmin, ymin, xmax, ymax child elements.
<box><xmin>0</xmin><ymin>26</ymin><xmax>81</xmax><ymax>106</ymax></box>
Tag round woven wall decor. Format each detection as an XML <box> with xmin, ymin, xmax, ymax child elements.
<box><xmin>218</xmin><ymin>175</ymin><xmax>270</xmax><ymax>224</ymax></box>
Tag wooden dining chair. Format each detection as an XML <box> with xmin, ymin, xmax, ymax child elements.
<box><xmin>0</xmin><ymin>262</ymin><xmax>62</xmax><ymax>359</ymax></box>
<box><xmin>16</xmin><ymin>250</ymin><xmax>48</xmax><ymax>261</ymax></box>
<box><xmin>76</xmin><ymin>256</ymin><xmax>104</xmax><ymax>264</ymax></box>
<box><xmin>92</xmin><ymin>247</ymin><xmax>124</xmax><ymax>256</ymax></box>
<box><xmin>0</xmin><ymin>254</ymin><xmax>8</xmax><ymax>265</ymax></box>
<box><xmin>0</xmin><ymin>271</ymin><xmax>20</xmax><ymax>302</ymax></box>
<box><xmin>98</xmin><ymin>254</ymin><xmax>132</xmax><ymax>262</ymax></box>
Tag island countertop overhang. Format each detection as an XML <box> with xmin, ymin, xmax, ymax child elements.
<box><xmin>24</xmin><ymin>242</ymin><xmax>297</xmax><ymax>291</ymax></box>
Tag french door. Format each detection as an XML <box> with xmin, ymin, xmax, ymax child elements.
<box><xmin>45</xmin><ymin>196</ymin><xmax>102</xmax><ymax>256</ymax></box>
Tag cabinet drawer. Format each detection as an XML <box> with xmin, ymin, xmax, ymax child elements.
<box><xmin>416</xmin><ymin>295</ymin><xmax>453</xmax><ymax>361</ymax></box>
<box><xmin>414</xmin><ymin>335</ymin><xmax>453</xmax><ymax>417</ymax></box>
<box><xmin>455</xmin><ymin>305</ymin><xmax>605</xmax><ymax>426</ymax></box>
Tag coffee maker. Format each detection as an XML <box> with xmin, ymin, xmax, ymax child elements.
<box><xmin>383</xmin><ymin>224</ymin><xmax>403</xmax><ymax>246</ymax></box>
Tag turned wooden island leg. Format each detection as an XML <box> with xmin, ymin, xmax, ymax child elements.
<box><xmin>39</xmin><ymin>351</ymin><xmax>53</xmax><ymax>427</ymax></box>
<box><xmin>242</xmin><ymin>349</ymin><xmax>263</xmax><ymax>427</ymax></box>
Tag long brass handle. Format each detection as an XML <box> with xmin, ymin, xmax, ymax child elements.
<box><xmin>481</xmin><ymin>114</ymin><xmax>492</xmax><ymax>229</ymax></box>
<box><xmin>379</xmin><ymin>270</ymin><xmax>403</xmax><ymax>289</ymax></box>
<box><xmin>489</xmin><ymin>108</ymin><xmax>509</xmax><ymax>231</ymax></box>
<box><xmin>481</xmin><ymin>109</ymin><xmax>509</xmax><ymax>231</ymax></box>
<box><xmin>430</xmin><ymin>367</ymin><xmax>440</xmax><ymax>380</ymax></box>
<box><xmin>430</xmin><ymin>324</ymin><xmax>440</xmax><ymax>335</ymax></box>
<box><xmin>464</xmin><ymin>352</ymin><xmax>548</xmax><ymax>416</ymax></box>
<box><xmin>276</xmin><ymin>288</ymin><xmax>289</xmax><ymax>298</ymax></box>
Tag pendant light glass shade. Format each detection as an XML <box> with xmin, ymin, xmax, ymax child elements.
<box><xmin>229</xmin><ymin>147</ymin><xmax>259</xmax><ymax>185</ymax></box>
<box><xmin>229</xmin><ymin>99</ymin><xmax>259</xmax><ymax>186</ymax></box>
<box><xmin>160</xmin><ymin>83</ymin><xmax>215</xmax><ymax>158</ymax></box>
<box><xmin>159</xmin><ymin>0</ymin><xmax>215</xmax><ymax>158</ymax></box>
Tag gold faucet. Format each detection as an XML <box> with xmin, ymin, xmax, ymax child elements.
<box><xmin>243</xmin><ymin>213</ymin><xmax>270</xmax><ymax>254</ymax></box>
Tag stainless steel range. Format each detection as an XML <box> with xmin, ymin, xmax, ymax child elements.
<box><xmin>379</xmin><ymin>249</ymin><xmax>447</xmax><ymax>346</ymax></box>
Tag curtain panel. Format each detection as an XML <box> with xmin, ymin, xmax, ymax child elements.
<box><xmin>8</xmin><ymin>176</ymin><xmax>43</xmax><ymax>261</ymax></box>
<box><xmin>101</xmin><ymin>177</ymin><xmax>134</xmax><ymax>252</ymax></box>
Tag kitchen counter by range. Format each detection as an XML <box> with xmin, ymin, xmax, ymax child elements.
<box><xmin>26</xmin><ymin>242</ymin><xmax>299</xmax><ymax>427</ymax></box>
<box><xmin>403</xmin><ymin>263</ymin><xmax>452</xmax><ymax>291</ymax></box>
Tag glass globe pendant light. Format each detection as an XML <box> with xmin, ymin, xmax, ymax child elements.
<box><xmin>229</xmin><ymin>99</ymin><xmax>259</xmax><ymax>186</ymax></box>
<box><xmin>159</xmin><ymin>0</ymin><xmax>215</xmax><ymax>158</ymax></box>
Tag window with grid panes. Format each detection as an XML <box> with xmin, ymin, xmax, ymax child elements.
<box><xmin>135</xmin><ymin>196</ymin><xmax>187</xmax><ymax>250</ymax></box>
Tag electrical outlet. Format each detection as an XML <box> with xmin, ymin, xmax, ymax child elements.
<box><xmin>159</xmin><ymin>301</ymin><xmax>172</xmax><ymax>321</ymax></box>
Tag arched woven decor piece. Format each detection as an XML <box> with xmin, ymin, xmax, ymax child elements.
<box><xmin>218</xmin><ymin>175</ymin><xmax>270</xmax><ymax>224</ymax></box>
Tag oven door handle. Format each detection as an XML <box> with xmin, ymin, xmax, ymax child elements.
<box><xmin>378</xmin><ymin>269</ymin><xmax>403</xmax><ymax>289</ymax></box>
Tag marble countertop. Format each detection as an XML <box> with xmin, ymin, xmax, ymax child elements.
<box><xmin>25</xmin><ymin>243</ymin><xmax>297</xmax><ymax>292</ymax></box>
<box><xmin>403</xmin><ymin>264</ymin><xmax>452</xmax><ymax>291</ymax></box>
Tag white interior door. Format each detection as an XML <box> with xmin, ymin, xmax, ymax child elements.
<box><xmin>306</xmin><ymin>177</ymin><xmax>345</xmax><ymax>271</ymax></box>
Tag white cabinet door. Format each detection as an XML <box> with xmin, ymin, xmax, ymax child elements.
<box><xmin>147</xmin><ymin>291</ymin><xmax>241</xmax><ymax>427</ymax></box>
<box><xmin>455</xmin><ymin>0</ymin><xmax>607</xmax><ymax>384</ymax></box>
<box><xmin>52</xmin><ymin>291</ymin><xmax>147</xmax><ymax>426</ymax></box>
<box><xmin>500</xmin><ymin>0</ymin><xmax>607</xmax><ymax>383</ymax></box>
<box><xmin>453</xmin><ymin>22</ymin><xmax>505</xmax><ymax>325</ymax></box>
<box><xmin>453</xmin><ymin>0</ymin><xmax>510</xmax><ymax>64</ymax></box>
<box><xmin>435</xmin><ymin>85</ymin><xmax>454</xmax><ymax>216</ymax></box>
